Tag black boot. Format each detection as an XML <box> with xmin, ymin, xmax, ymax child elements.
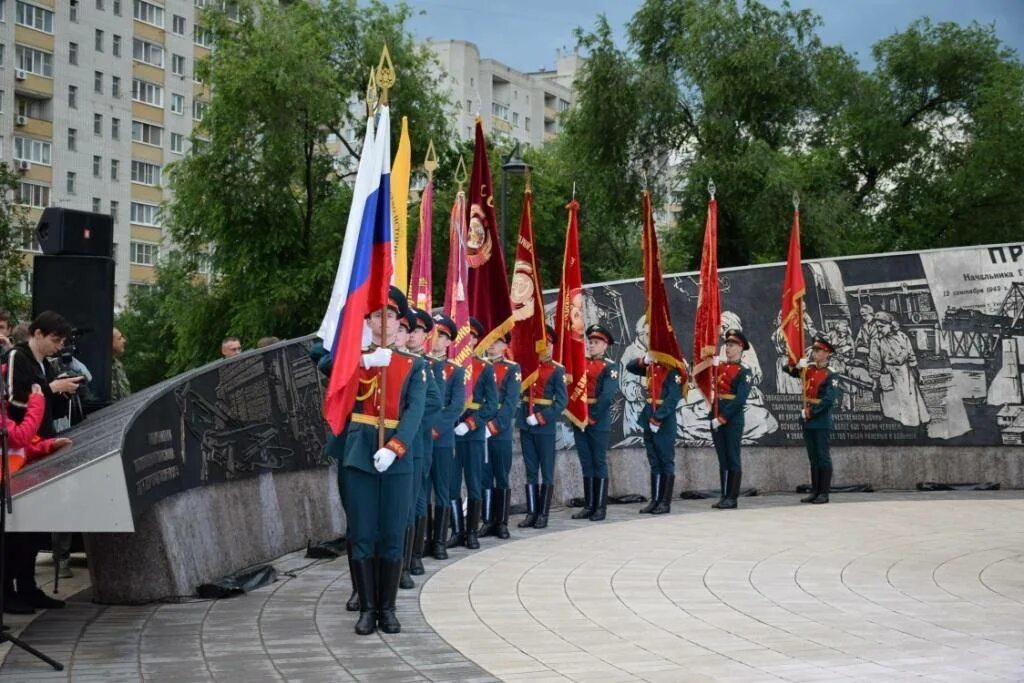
<box><xmin>651</xmin><ymin>475</ymin><xmax>675</xmax><ymax>514</ymax></box>
<box><xmin>711</xmin><ymin>469</ymin><xmax>728</xmax><ymax>508</ymax></box>
<box><xmin>410</xmin><ymin>515</ymin><xmax>427</xmax><ymax>575</ymax></box>
<box><xmin>571</xmin><ymin>477</ymin><xmax>594</xmax><ymax>519</ymax></box>
<box><xmin>533</xmin><ymin>484</ymin><xmax>554</xmax><ymax>529</ymax></box>
<box><xmin>352</xmin><ymin>558</ymin><xmax>377</xmax><ymax>635</ymax></box>
<box><xmin>399</xmin><ymin>525</ymin><xmax>415</xmax><ymax>589</ymax></box>
<box><xmin>518</xmin><ymin>484</ymin><xmax>538</xmax><ymax>528</ymax></box>
<box><xmin>812</xmin><ymin>469</ymin><xmax>831</xmax><ymax>504</ymax></box>
<box><xmin>639</xmin><ymin>474</ymin><xmax>662</xmax><ymax>513</ymax></box>
<box><xmin>590</xmin><ymin>478</ymin><xmax>608</xmax><ymax>521</ymax></box>
<box><xmin>497</xmin><ymin>488</ymin><xmax>511</xmax><ymax>538</ymax></box>
<box><xmin>465</xmin><ymin>500</ymin><xmax>481</xmax><ymax>549</ymax></box>
<box><xmin>718</xmin><ymin>470</ymin><xmax>741</xmax><ymax>509</ymax></box>
<box><xmin>479</xmin><ymin>488</ymin><xmax>497</xmax><ymax>537</ymax></box>
<box><xmin>377</xmin><ymin>558</ymin><xmax>403</xmax><ymax>634</ymax></box>
<box><xmin>346</xmin><ymin>541</ymin><xmax>360</xmax><ymax>611</ymax></box>
<box><xmin>801</xmin><ymin>467</ymin><xmax>820</xmax><ymax>503</ymax></box>
<box><xmin>445</xmin><ymin>498</ymin><xmax>465</xmax><ymax>549</ymax></box>
<box><xmin>430</xmin><ymin>504</ymin><xmax>450</xmax><ymax>560</ymax></box>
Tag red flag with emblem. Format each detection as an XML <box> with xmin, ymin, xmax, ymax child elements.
<box><xmin>509</xmin><ymin>186</ymin><xmax>547</xmax><ymax>389</ymax></box>
<box><xmin>555</xmin><ymin>199</ymin><xmax>588</xmax><ymax>427</ymax></box>
<box><xmin>466</xmin><ymin>118</ymin><xmax>514</xmax><ymax>354</ymax></box>
<box><xmin>641</xmin><ymin>191</ymin><xmax>685</xmax><ymax>373</ymax></box>
<box><xmin>444</xmin><ymin>190</ymin><xmax>473</xmax><ymax>401</ymax></box>
<box><xmin>408</xmin><ymin>178</ymin><xmax>433</xmax><ymax>312</ymax></box>
<box><xmin>693</xmin><ymin>194</ymin><xmax>721</xmax><ymax>402</ymax></box>
<box><xmin>780</xmin><ymin>205</ymin><xmax>805</xmax><ymax>365</ymax></box>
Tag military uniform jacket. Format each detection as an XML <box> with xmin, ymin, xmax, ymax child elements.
<box><xmin>416</xmin><ymin>352</ymin><xmax>444</xmax><ymax>459</ymax></box>
<box><xmin>430</xmin><ymin>355</ymin><xmax>466</xmax><ymax>448</ymax></box>
<box><xmin>517</xmin><ymin>360</ymin><xmax>568</xmax><ymax>435</ymax></box>
<box><xmin>342</xmin><ymin>348</ymin><xmax>427</xmax><ymax>475</ymax></box>
<box><xmin>111</xmin><ymin>357</ymin><xmax>131</xmax><ymax>401</ymax></box>
<box><xmin>584</xmin><ymin>357</ymin><xmax>619</xmax><ymax>432</ymax></box>
<box><xmin>487</xmin><ymin>357</ymin><xmax>521</xmax><ymax>442</ymax></box>
<box><xmin>625</xmin><ymin>358</ymin><xmax>682</xmax><ymax>429</ymax></box>
<box><xmin>784</xmin><ymin>364</ymin><xmax>840</xmax><ymax>430</ymax></box>
<box><xmin>712</xmin><ymin>361</ymin><xmax>752</xmax><ymax>426</ymax></box>
<box><xmin>457</xmin><ymin>356</ymin><xmax>498</xmax><ymax>442</ymax></box>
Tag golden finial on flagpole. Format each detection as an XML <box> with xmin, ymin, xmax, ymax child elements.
<box><xmin>424</xmin><ymin>139</ymin><xmax>438</xmax><ymax>183</ymax></box>
<box><xmin>524</xmin><ymin>166</ymin><xmax>532</xmax><ymax>194</ymax></box>
<box><xmin>707</xmin><ymin>178</ymin><xmax>717</xmax><ymax>200</ymax></box>
<box><xmin>454</xmin><ymin>154</ymin><xmax>468</xmax><ymax>193</ymax></box>
<box><xmin>376</xmin><ymin>45</ymin><xmax>395</xmax><ymax>106</ymax></box>
<box><xmin>792</xmin><ymin>190</ymin><xmax>800</xmax><ymax>211</ymax></box>
<box><xmin>365</xmin><ymin>65</ymin><xmax>378</xmax><ymax>118</ymax></box>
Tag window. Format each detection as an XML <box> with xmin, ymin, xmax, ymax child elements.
<box><xmin>21</xmin><ymin>226</ymin><xmax>41</xmax><ymax>252</ymax></box>
<box><xmin>132</xmin><ymin>38</ymin><xmax>164</xmax><ymax>68</ymax></box>
<box><xmin>113</xmin><ymin>0</ymin><xmax>121</xmax><ymax>16</ymax></box>
<box><xmin>112</xmin><ymin>76</ymin><xmax>121</xmax><ymax>98</ymax></box>
<box><xmin>67</xmin><ymin>128</ymin><xmax>76</xmax><ymax>151</ymax></box>
<box><xmin>69</xmin><ymin>2</ymin><xmax>76</xmax><ymax>22</ymax></box>
<box><xmin>171</xmin><ymin>54</ymin><xmax>185</xmax><ymax>76</ymax></box>
<box><xmin>94</xmin><ymin>70</ymin><xmax>103</xmax><ymax>94</ymax></box>
<box><xmin>110</xmin><ymin>159</ymin><xmax>119</xmax><ymax>180</ymax></box>
<box><xmin>558</xmin><ymin>98</ymin><xmax>570</xmax><ymax>112</ymax></box>
<box><xmin>170</xmin><ymin>132</ymin><xmax>184</xmax><ymax>154</ymax></box>
<box><xmin>69</xmin><ymin>42</ymin><xmax>78</xmax><ymax>65</ymax></box>
<box><xmin>110</xmin><ymin>200</ymin><xmax>119</xmax><ymax>223</ymax></box>
<box><xmin>92</xmin><ymin>197</ymin><xmax>102</xmax><ymax>213</ymax></box>
<box><xmin>93</xmin><ymin>155</ymin><xmax>102</xmax><ymax>178</ymax></box>
<box><xmin>131</xmin><ymin>120</ymin><xmax>163</xmax><ymax>146</ymax></box>
<box><xmin>170</xmin><ymin>93</ymin><xmax>184</xmax><ymax>114</ymax></box>
<box><xmin>68</xmin><ymin>85</ymin><xmax>77</xmax><ymax>109</ymax></box>
<box><xmin>512</xmin><ymin>112</ymin><xmax>519</xmax><ymax>127</ymax></box>
<box><xmin>96</xmin><ymin>0</ymin><xmax>104</xmax><ymax>9</ymax></box>
<box><xmin>133</xmin><ymin>0</ymin><xmax>163</xmax><ymax>27</ymax></box>
<box><xmin>112</xmin><ymin>34</ymin><xmax>121</xmax><ymax>57</ymax></box>
<box><xmin>15</xmin><ymin>96</ymin><xmax>46</xmax><ymax>120</ymax></box>
<box><xmin>17</xmin><ymin>181</ymin><xmax>49</xmax><ymax>208</ymax></box>
<box><xmin>131</xmin><ymin>160</ymin><xmax>161</xmax><ymax>185</ymax></box>
<box><xmin>15</xmin><ymin>1</ymin><xmax>53</xmax><ymax>33</ymax></box>
<box><xmin>13</xmin><ymin>135</ymin><xmax>51</xmax><ymax>164</ymax></box>
<box><xmin>94</xmin><ymin>113</ymin><xmax>103</xmax><ymax>136</ymax></box>
<box><xmin>95</xmin><ymin>29</ymin><xmax>104</xmax><ymax>52</ymax></box>
<box><xmin>525</xmin><ymin>116</ymin><xmax>531</xmax><ymax>132</ymax></box>
<box><xmin>111</xmin><ymin>117</ymin><xmax>120</xmax><ymax>140</ymax></box>
<box><xmin>131</xmin><ymin>79</ymin><xmax>163</xmax><ymax>107</ymax></box>
<box><xmin>130</xmin><ymin>241</ymin><xmax>159</xmax><ymax>265</ymax></box>
<box><xmin>491</xmin><ymin>102</ymin><xmax>509</xmax><ymax>122</ymax></box>
<box><xmin>193</xmin><ymin>26</ymin><xmax>213</xmax><ymax>48</ymax></box>
<box><xmin>192</xmin><ymin>100</ymin><xmax>208</xmax><ymax>121</ymax></box>
<box><xmin>130</xmin><ymin>201</ymin><xmax>160</xmax><ymax>226</ymax></box>
<box><xmin>172</xmin><ymin>14</ymin><xmax>185</xmax><ymax>35</ymax></box>
<box><xmin>66</xmin><ymin>171</ymin><xmax>76</xmax><ymax>194</ymax></box>
<box><xmin>15</xmin><ymin>45</ymin><xmax>53</xmax><ymax>77</ymax></box>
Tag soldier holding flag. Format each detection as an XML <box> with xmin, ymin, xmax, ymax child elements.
<box><xmin>571</xmin><ymin>325</ymin><xmax>619</xmax><ymax>521</ymax></box>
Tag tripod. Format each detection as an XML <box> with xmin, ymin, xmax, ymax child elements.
<box><xmin>0</xmin><ymin>368</ymin><xmax>63</xmax><ymax>670</ymax></box>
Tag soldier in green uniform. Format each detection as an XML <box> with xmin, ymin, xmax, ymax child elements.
<box><xmin>111</xmin><ymin>328</ymin><xmax>131</xmax><ymax>401</ymax></box>
<box><xmin>341</xmin><ymin>287</ymin><xmax>427</xmax><ymax>636</ymax></box>
<box><xmin>626</xmin><ymin>349</ymin><xmax>685</xmax><ymax>515</ymax></box>
<box><xmin>785</xmin><ymin>335</ymin><xmax>841</xmax><ymax>504</ymax></box>
<box><xmin>479</xmin><ymin>333</ymin><xmax>520</xmax><ymax>539</ymax></box>
<box><xmin>571</xmin><ymin>325</ymin><xmax>619</xmax><ymax>522</ymax></box>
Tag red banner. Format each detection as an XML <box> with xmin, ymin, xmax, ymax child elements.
<box><xmin>555</xmin><ymin>199</ymin><xmax>588</xmax><ymax>427</ymax></box>
<box><xmin>641</xmin><ymin>191</ymin><xmax>685</xmax><ymax>372</ymax></box>
<box><xmin>509</xmin><ymin>188</ymin><xmax>547</xmax><ymax>389</ymax></box>
<box><xmin>780</xmin><ymin>206</ymin><xmax>806</xmax><ymax>366</ymax></box>
<box><xmin>466</xmin><ymin>119</ymin><xmax>514</xmax><ymax>355</ymax></box>
<box><xmin>408</xmin><ymin>179</ymin><xmax>433</xmax><ymax>312</ymax></box>
<box><xmin>444</xmin><ymin>190</ymin><xmax>473</xmax><ymax>399</ymax></box>
<box><xmin>693</xmin><ymin>197</ymin><xmax>720</xmax><ymax>402</ymax></box>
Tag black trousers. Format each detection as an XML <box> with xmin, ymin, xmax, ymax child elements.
<box><xmin>3</xmin><ymin>532</ymin><xmax>47</xmax><ymax>594</ymax></box>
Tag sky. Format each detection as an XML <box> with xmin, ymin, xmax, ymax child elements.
<box><xmin>389</xmin><ymin>0</ymin><xmax>1024</xmax><ymax>72</ymax></box>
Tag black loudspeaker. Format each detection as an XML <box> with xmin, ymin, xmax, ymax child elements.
<box><xmin>36</xmin><ymin>207</ymin><xmax>114</xmax><ymax>256</ymax></box>
<box><xmin>32</xmin><ymin>255</ymin><xmax>116</xmax><ymax>406</ymax></box>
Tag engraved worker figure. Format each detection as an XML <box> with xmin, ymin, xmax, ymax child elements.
<box><xmin>616</xmin><ymin>314</ymin><xmax>649</xmax><ymax>446</ymax></box>
<box><xmin>868</xmin><ymin>311</ymin><xmax>931</xmax><ymax>428</ymax></box>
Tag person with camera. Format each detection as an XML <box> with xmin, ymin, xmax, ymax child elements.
<box><xmin>3</xmin><ymin>311</ymin><xmax>83</xmax><ymax>613</ymax></box>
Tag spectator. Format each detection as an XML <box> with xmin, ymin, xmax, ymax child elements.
<box><xmin>111</xmin><ymin>328</ymin><xmax>131</xmax><ymax>401</ymax></box>
<box><xmin>0</xmin><ymin>309</ymin><xmax>12</xmax><ymax>357</ymax></box>
<box><xmin>256</xmin><ymin>336</ymin><xmax>280</xmax><ymax>349</ymax></box>
<box><xmin>10</xmin><ymin>323</ymin><xmax>29</xmax><ymax>346</ymax></box>
<box><xmin>221</xmin><ymin>337</ymin><xmax>242</xmax><ymax>358</ymax></box>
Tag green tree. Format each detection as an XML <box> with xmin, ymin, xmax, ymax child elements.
<box><xmin>0</xmin><ymin>164</ymin><xmax>31</xmax><ymax>316</ymax></box>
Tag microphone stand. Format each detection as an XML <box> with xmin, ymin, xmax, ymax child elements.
<box><xmin>0</xmin><ymin>370</ymin><xmax>64</xmax><ymax>670</ymax></box>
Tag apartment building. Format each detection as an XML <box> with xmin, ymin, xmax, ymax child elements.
<box><xmin>1</xmin><ymin>0</ymin><xmax>216</xmax><ymax>305</ymax></box>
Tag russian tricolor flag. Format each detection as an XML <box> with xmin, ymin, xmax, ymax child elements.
<box><xmin>318</xmin><ymin>106</ymin><xmax>393</xmax><ymax>435</ymax></box>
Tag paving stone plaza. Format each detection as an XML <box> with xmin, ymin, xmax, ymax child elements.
<box><xmin>1</xmin><ymin>492</ymin><xmax>1022</xmax><ymax>682</ymax></box>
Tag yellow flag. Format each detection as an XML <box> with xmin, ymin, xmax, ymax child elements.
<box><xmin>391</xmin><ymin>116</ymin><xmax>412</xmax><ymax>292</ymax></box>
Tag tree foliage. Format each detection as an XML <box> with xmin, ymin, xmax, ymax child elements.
<box><xmin>0</xmin><ymin>164</ymin><xmax>31</xmax><ymax>316</ymax></box>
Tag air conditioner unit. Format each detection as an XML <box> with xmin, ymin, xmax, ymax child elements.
<box><xmin>17</xmin><ymin>160</ymin><xmax>32</xmax><ymax>172</ymax></box>
<box><xmin>15</xmin><ymin>115</ymin><xmax>28</xmax><ymax>127</ymax></box>
<box><xmin>15</xmin><ymin>69</ymin><xmax>28</xmax><ymax>81</ymax></box>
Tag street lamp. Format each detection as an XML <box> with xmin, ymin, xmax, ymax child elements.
<box><xmin>499</xmin><ymin>141</ymin><xmax>530</xmax><ymax>254</ymax></box>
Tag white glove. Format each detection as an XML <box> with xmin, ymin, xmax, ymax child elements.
<box><xmin>649</xmin><ymin>421</ymin><xmax>660</xmax><ymax>433</ymax></box>
<box><xmin>710</xmin><ymin>419</ymin><xmax>721</xmax><ymax>431</ymax></box>
<box><xmin>579</xmin><ymin>424</ymin><xmax>587</xmax><ymax>433</ymax></box>
<box><xmin>484</xmin><ymin>428</ymin><xmax>491</xmax><ymax>440</ymax></box>
<box><xmin>361</xmin><ymin>347</ymin><xmax>393</xmax><ymax>368</ymax></box>
<box><xmin>373</xmin><ymin>447</ymin><xmax>397</xmax><ymax>472</ymax></box>
<box><xmin>643</xmin><ymin>352</ymin><xmax>654</xmax><ymax>364</ymax></box>
<box><xmin>454</xmin><ymin>422</ymin><xmax>470</xmax><ymax>436</ymax></box>
<box><xmin>711</xmin><ymin>356</ymin><xmax>720</xmax><ymax>367</ymax></box>
<box><xmin>526</xmin><ymin>414</ymin><xmax>539</xmax><ymax>426</ymax></box>
<box><xmin>796</xmin><ymin>358</ymin><xmax>809</xmax><ymax>369</ymax></box>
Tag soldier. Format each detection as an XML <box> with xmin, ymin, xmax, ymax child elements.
<box><xmin>785</xmin><ymin>335</ymin><xmax>841</xmax><ymax>504</ymax></box>
<box><xmin>571</xmin><ymin>325</ymin><xmax>619</xmax><ymax>522</ymax></box>
<box><xmin>341</xmin><ymin>287</ymin><xmax>427</xmax><ymax>636</ymax></box>
<box><xmin>478</xmin><ymin>333</ymin><xmax>520</xmax><ymax>539</ymax></box>
<box><xmin>448</xmin><ymin>318</ymin><xmax>497</xmax><ymax>550</ymax></box>
<box><xmin>400</xmin><ymin>308</ymin><xmax>442</xmax><ymax>587</ymax></box>
<box><xmin>517</xmin><ymin>324</ymin><xmax>568</xmax><ymax>529</ymax></box>
<box><xmin>426</xmin><ymin>313</ymin><xmax>466</xmax><ymax>560</ymax></box>
<box><xmin>111</xmin><ymin>328</ymin><xmax>131</xmax><ymax>401</ymax></box>
<box><xmin>626</xmin><ymin>346</ymin><xmax>685</xmax><ymax>515</ymax></box>
<box><xmin>696</xmin><ymin>329</ymin><xmax>752</xmax><ymax>510</ymax></box>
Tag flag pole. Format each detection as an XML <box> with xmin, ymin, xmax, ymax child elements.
<box><xmin>707</xmin><ymin>179</ymin><xmax>720</xmax><ymax>422</ymax></box>
<box><xmin>377</xmin><ymin>46</ymin><xmax>395</xmax><ymax>449</ymax></box>
<box><xmin>793</xmin><ymin>190</ymin><xmax>809</xmax><ymax>419</ymax></box>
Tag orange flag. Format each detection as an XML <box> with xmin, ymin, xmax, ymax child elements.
<box><xmin>692</xmin><ymin>194</ymin><xmax>720</xmax><ymax>402</ymax></box>
<box><xmin>509</xmin><ymin>186</ymin><xmax>547</xmax><ymax>389</ymax></box>
<box><xmin>555</xmin><ymin>199</ymin><xmax>588</xmax><ymax>427</ymax></box>
<box><xmin>780</xmin><ymin>204</ymin><xmax>806</xmax><ymax>365</ymax></box>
